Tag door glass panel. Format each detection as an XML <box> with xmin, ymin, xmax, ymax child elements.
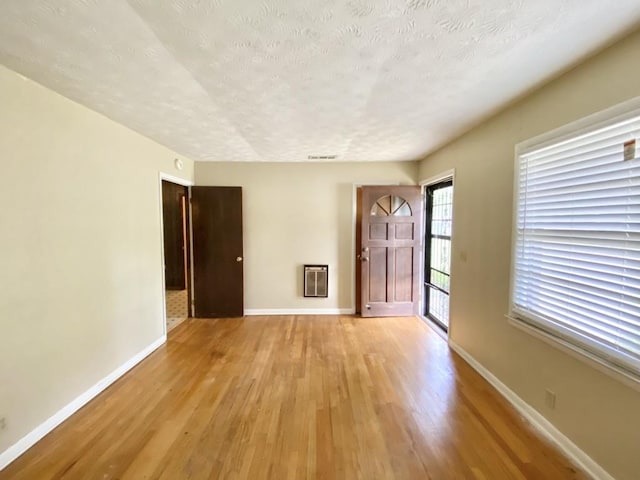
<box><xmin>371</xmin><ymin>195</ymin><xmax>412</xmax><ymax>216</ymax></box>
<box><xmin>429</xmin><ymin>289</ymin><xmax>450</xmax><ymax>325</ymax></box>
<box><xmin>424</xmin><ymin>181</ymin><xmax>453</xmax><ymax>331</ymax></box>
<box><xmin>430</xmin><ymin>269</ymin><xmax>449</xmax><ymax>291</ymax></box>
<box><xmin>371</xmin><ymin>201</ymin><xmax>390</xmax><ymax>216</ymax></box>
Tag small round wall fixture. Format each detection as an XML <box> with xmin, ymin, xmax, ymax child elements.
<box><xmin>174</xmin><ymin>158</ymin><xmax>184</xmax><ymax>171</ymax></box>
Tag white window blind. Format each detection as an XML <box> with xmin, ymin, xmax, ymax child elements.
<box><xmin>512</xmin><ymin>110</ymin><xmax>640</xmax><ymax>378</ymax></box>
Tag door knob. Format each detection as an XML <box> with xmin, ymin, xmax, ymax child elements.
<box><xmin>362</xmin><ymin>257</ymin><xmax>368</xmax><ymax>262</ymax></box>
<box><xmin>236</xmin><ymin>256</ymin><xmax>243</xmax><ymax>262</ymax></box>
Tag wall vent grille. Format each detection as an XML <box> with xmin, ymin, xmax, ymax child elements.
<box><xmin>304</xmin><ymin>265</ymin><xmax>328</xmax><ymax>297</ymax></box>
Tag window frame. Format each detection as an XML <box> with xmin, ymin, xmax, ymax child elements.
<box><xmin>509</xmin><ymin>97</ymin><xmax>640</xmax><ymax>387</ymax></box>
<box><xmin>424</xmin><ymin>179</ymin><xmax>453</xmax><ymax>331</ymax></box>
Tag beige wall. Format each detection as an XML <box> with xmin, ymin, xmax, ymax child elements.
<box><xmin>418</xmin><ymin>29</ymin><xmax>640</xmax><ymax>480</ymax></box>
<box><xmin>3</xmin><ymin>23</ymin><xmax>639</xmax><ymax>477</ymax></box>
<box><xmin>0</xmin><ymin>65</ymin><xmax>194</xmax><ymax>456</ymax></box>
<box><xmin>195</xmin><ymin>161</ymin><xmax>418</xmax><ymax>311</ymax></box>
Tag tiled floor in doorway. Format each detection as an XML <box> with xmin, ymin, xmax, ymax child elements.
<box><xmin>166</xmin><ymin>289</ymin><xmax>188</xmax><ymax>332</ymax></box>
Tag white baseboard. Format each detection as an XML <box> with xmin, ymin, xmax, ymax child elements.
<box><xmin>244</xmin><ymin>308</ymin><xmax>355</xmax><ymax>316</ymax></box>
<box><xmin>448</xmin><ymin>341</ymin><xmax>614</xmax><ymax>480</ymax></box>
<box><xmin>0</xmin><ymin>335</ymin><xmax>166</xmax><ymax>471</ymax></box>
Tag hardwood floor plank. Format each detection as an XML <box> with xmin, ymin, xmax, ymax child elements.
<box><xmin>1</xmin><ymin>316</ymin><xmax>589</xmax><ymax>480</ymax></box>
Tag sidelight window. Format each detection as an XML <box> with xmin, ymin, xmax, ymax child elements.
<box><xmin>424</xmin><ymin>181</ymin><xmax>453</xmax><ymax>330</ymax></box>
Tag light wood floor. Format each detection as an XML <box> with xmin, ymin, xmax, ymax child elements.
<box><xmin>1</xmin><ymin>316</ymin><xmax>587</xmax><ymax>480</ymax></box>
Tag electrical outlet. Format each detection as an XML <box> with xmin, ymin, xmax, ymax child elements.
<box><xmin>0</xmin><ymin>417</ymin><xmax>6</xmax><ymax>430</ymax></box>
<box><xmin>545</xmin><ymin>390</ymin><xmax>556</xmax><ymax>410</ymax></box>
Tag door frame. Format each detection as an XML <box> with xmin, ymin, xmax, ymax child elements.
<box><xmin>158</xmin><ymin>172</ymin><xmax>194</xmax><ymax>336</ymax></box>
<box><xmin>419</xmin><ymin>169</ymin><xmax>455</xmax><ymax>340</ymax></box>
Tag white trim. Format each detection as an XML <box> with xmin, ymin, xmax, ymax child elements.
<box><xmin>516</xmin><ymin>96</ymin><xmax>640</xmax><ymax>155</ymax></box>
<box><xmin>159</xmin><ymin>172</ymin><xmax>194</xmax><ymax>188</ymax></box>
<box><xmin>244</xmin><ymin>308</ymin><xmax>355</xmax><ymax>316</ymax></box>
<box><xmin>448</xmin><ymin>341</ymin><xmax>615</xmax><ymax>480</ymax></box>
<box><xmin>0</xmin><ymin>335</ymin><xmax>166</xmax><ymax>471</ymax></box>
<box><xmin>419</xmin><ymin>168</ymin><xmax>456</xmax><ymax>187</ymax></box>
<box><xmin>158</xmin><ymin>172</ymin><xmax>194</xmax><ymax>334</ymax></box>
<box><xmin>508</xmin><ymin>135</ymin><xmax>522</xmax><ymax>339</ymax></box>
<box><xmin>507</xmin><ymin>316</ymin><xmax>640</xmax><ymax>393</ymax></box>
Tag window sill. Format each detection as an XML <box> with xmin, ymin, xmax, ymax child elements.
<box><xmin>506</xmin><ymin>315</ymin><xmax>640</xmax><ymax>393</ymax></box>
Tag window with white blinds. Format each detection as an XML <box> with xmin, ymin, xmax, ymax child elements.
<box><xmin>512</xmin><ymin>108</ymin><xmax>640</xmax><ymax>379</ymax></box>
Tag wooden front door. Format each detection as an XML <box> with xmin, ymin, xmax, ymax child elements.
<box><xmin>360</xmin><ymin>186</ymin><xmax>422</xmax><ymax>317</ymax></box>
<box><xmin>191</xmin><ymin>186</ymin><xmax>244</xmax><ymax>318</ymax></box>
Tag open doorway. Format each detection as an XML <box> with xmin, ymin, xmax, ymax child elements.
<box><xmin>424</xmin><ymin>179</ymin><xmax>453</xmax><ymax>332</ymax></box>
<box><xmin>161</xmin><ymin>179</ymin><xmax>191</xmax><ymax>332</ymax></box>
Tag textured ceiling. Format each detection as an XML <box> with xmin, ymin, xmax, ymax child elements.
<box><xmin>1</xmin><ymin>1</ymin><xmax>639</xmax><ymax>162</ymax></box>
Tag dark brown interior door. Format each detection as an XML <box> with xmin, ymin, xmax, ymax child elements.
<box><xmin>355</xmin><ymin>187</ymin><xmax>363</xmax><ymax>315</ymax></box>
<box><xmin>162</xmin><ymin>180</ymin><xmax>187</xmax><ymax>290</ymax></box>
<box><xmin>360</xmin><ymin>186</ymin><xmax>422</xmax><ymax>317</ymax></box>
<box><xmin>191</xmin><ymin>186</ymin><xmax>244</xmax><ymax>318</ymax></box>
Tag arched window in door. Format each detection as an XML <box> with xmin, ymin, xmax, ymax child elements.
<box><xmin>370</xmin><ymin>195</ymin><xmax>412</xmax><ymax>217</ymax></box>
